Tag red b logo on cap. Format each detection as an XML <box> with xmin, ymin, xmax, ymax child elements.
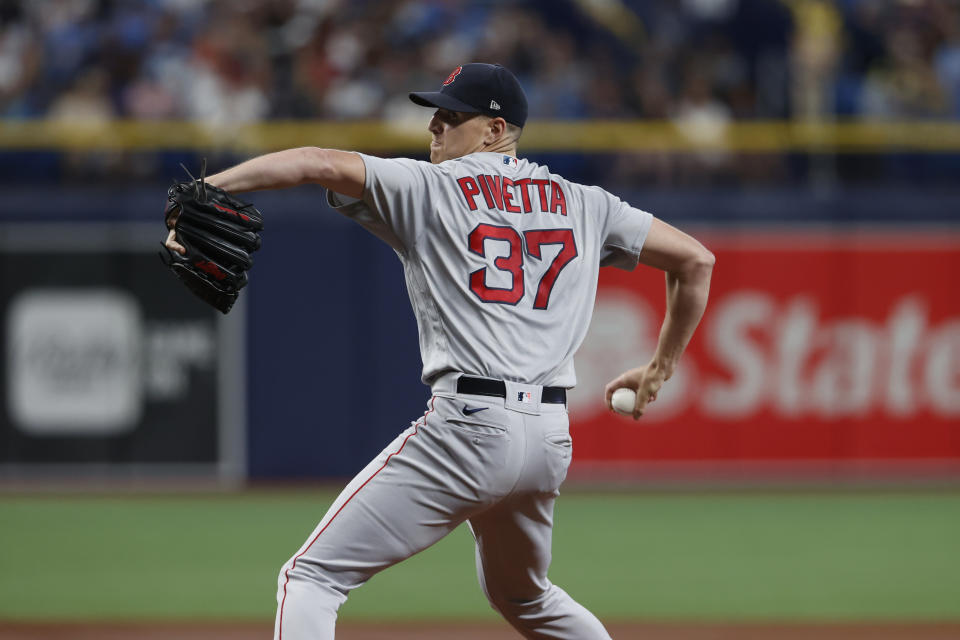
<box><xmin>443</xmin><ymin>66</ymin><xmax>463</xmax><ymax>86</ymax></box>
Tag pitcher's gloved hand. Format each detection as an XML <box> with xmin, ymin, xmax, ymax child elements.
<box><xmin>160</xmin><ymin>165</ymin><xmax>264</xmax><ymax>314</ymax></box>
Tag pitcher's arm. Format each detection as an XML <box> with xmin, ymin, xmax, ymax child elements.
<box><xmin>604</xmin><ymin>218</ymin><xmax>714</xmax><ymax>418</ymax></box>
<box><xmin>207</xmin><ymin>147</ymin><xmax>366</xmax><ymax>198</ymax></box>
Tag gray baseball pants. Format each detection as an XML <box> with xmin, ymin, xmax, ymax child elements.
<box><xmin>273</xmin><ymin>389</ymin><xmax>612</xmax><ymax>639</ymax></box>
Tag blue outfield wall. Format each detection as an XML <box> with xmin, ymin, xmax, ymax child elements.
<box><xmin>3</xmin><ymin>179</ymin><xmax>958</xmax><ymax>479</ymax></box>
<box><xmin>244</xmin><ymin>200</ymin><xmax>426</xmax><ymax>478</ymax></box>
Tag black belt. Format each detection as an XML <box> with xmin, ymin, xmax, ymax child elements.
<box><xmin>457</xmin><ymin>376</ymin><xmax>567</xmax><ymax>404</ymax></box>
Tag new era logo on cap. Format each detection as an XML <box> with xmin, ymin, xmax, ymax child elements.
<box><xmin>409</xmin><ymin>63</ymin><xmax>528</xmax><ymax>127</ymax></box>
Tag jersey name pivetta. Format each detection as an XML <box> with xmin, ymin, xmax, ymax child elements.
<box><xmin>457</xmin><ymin>175</ymin><xmax>567</xmax><ymax>215</ymax></box>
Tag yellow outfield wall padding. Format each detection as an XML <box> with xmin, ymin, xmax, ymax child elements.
<box><xmin>1</xmin><ymin>119</ymin><xmax>960</xmax><ymax>153</ymax></box>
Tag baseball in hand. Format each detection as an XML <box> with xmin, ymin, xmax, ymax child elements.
<box><xmin>611</xmin><ymin>388</ymin><xmax>637</xmax><ymax>415</ymax></box>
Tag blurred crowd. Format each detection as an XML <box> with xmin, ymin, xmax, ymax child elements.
<box><xmin>1</xmin><ymin>0</ymin><xmax>959</xmax><ymax>126</ymax></box>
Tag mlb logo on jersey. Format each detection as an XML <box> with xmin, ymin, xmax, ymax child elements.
<box><xmin>503</xmin><ymin>155</ymin><xmax>517</xmax><ymax>167</ymax></box>
<box><xmin>518</xmin><ymin>391</ymin><xmax>532</xmax><ymax>403</ymax></box>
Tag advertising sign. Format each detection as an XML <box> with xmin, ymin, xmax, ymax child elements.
<box><xmin>0</xmin><ymin>224</ymin><xmax>245</xmax><ymax>479</ymax></box>
<box><xmin>568</xmin><ymin>231</ymin><xmax>960</xmax><ymax>472</ymax></box>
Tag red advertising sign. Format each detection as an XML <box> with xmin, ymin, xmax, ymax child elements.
<box><xmin>568</xmin><ymin>231</ymin><xmax>960</xmax><ymax>470</ymax></box>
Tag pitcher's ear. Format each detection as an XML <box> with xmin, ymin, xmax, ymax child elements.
<box><xmin>485</xmin><ymin>117</ymin><xmax>507</xmax><ymax>143</ymax></box>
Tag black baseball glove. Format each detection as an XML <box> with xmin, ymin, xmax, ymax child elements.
<box><xmin>160</xmin><ymin>165</ymin><xmax>264</xmax><ymax>314</ymax></box>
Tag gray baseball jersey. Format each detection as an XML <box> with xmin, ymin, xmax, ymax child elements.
<box><xmin>331</xmin><ymin>151</ymin><xmax>652</xmax><ymax>390</ymax></box>
<box><xmin>275</xmin><ymin>151</ymin><xmax>653</xmax><ymax>640</ymax></box>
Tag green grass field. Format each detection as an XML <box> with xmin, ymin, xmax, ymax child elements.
<box><xmin>1</xmin><ymin>489</ymin><xmax>958</xmax><ymax>622</ymax></box>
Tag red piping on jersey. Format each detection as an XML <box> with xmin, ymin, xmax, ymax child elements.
<box><xmin>277</xmin><ymin>397</ymin><xmax>436</xmax><ymax>638</ymax></box>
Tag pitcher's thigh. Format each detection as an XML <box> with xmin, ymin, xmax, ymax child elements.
<box><xmin>469</xmin><ymin>490</ymin><xmax>559</xmax><ymax>601</ymax></box>
<box><xmin>280</xmin><ymin>427</ymin><xmax>466</xmax><ymax>594</ymax></box>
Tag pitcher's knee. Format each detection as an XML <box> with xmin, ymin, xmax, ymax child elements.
<box><xmin>275</xmin><ymin>560</ymin><xmax>344</xmax><ymax>640</ymax></box>
<box><xmin>484</xmin><ymin>583</ymin><xmax>612</xmax><ymax>639</ymax></box>
<box><xmin>484</xmin><ymin>583</ymin><xmax>557</xmax><ymax>619</ymax></box>
<box><xmin>277</xmin><ymin>557</ymin><xmax>350</xmax><ymax>606</ymax></box>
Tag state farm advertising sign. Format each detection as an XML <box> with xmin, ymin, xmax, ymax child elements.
<box><xmin>568</xmin><ymin>231</ymin><xmax>960</xmax><ymax>467</ymax></box>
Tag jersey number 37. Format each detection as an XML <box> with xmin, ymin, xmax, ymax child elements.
<box><xmin>468</xmin><ymin>223</ymin><xmax>578</xmax><ymax>310</ymax></box>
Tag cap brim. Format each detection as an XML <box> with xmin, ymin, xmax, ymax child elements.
<box><xmin>409</xmin><ymin>91</ymin><xmax>480</xmax><ymax>113</ymax></box>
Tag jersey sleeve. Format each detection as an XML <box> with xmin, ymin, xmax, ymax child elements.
<box><xmin>326</xmin><ymin>189</ymin><xmax>404</xmax><ymax>251</ymax></box>
<box><xmin>596</xmin><ymin>189</ymin><xmax>655</xmax><ymax>271</ymax></box>
<box><xmin>357</xmin><ymin>153</ymin><xmax>439</xmax><ymax>252</ymax></box>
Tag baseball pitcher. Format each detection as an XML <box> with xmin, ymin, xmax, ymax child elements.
<box><xmin>165</xmin><ymin>63</ymin><xmax>714</xmax><ymax>639</ymax></box>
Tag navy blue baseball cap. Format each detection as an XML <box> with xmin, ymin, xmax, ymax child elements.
<box><xmin>410</xmin><ymin>63</ymin><xmax>528</xmax><ymax>128</ymax></box>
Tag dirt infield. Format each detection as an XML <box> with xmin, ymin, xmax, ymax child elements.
<box><xmin>3</xmin><ymin>621</ymin><xmax>960</xmax><ymax>639</ymax></box>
